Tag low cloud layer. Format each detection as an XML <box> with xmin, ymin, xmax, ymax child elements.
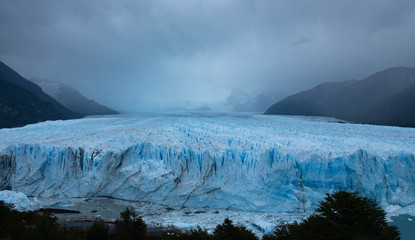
<box><xmin>1</xmin><ymin>0</ymin><xmax>415</xmax><ymax>111</ymax></box>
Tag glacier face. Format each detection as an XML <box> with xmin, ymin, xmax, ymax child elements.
<box><xmin>0</xmin><ymin>113</ymin><xmax>415</xmax><ymax>213</ymax></box>
<box><xmin>0</xmin><ymin>190</ymin><xmax>41</xmax><ymax>211</ymax></box>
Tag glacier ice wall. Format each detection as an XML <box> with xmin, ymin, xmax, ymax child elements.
<box><xmin>0</xmin><ymin>190</ymin><xmax>42</xmax><ymax>211</ymax></box>
<box><xmin>1</xmin><ymin>113</ymin><xmax>415</xmax><ymax>212</ymax></box>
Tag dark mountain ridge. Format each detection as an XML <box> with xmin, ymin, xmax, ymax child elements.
<box><xmin>0</xmin><ymin>61</ymin><xmax>80</xmax><ymax>119</ymax></box>
<box><xmin>265</xmin><ymin>67</ymin><xmax>415</xmax><ymax>127</ymax></box>
<box><xmin>0</xmin><ymin>61</ymin><xmax>80</xmax><ymax>128</ymax></box>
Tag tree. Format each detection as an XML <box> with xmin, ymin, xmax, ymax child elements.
<box><xmin>114</xmin><ymin>207</ymin><xmax>147</xmax><ymax>240</ymax></box>
<box><xmin>26</xmin><ymin>211</ymin><xmax>59</xmax><ymax>240</ymax></box>
<box><xmin>263</xmin><ymin>191</ymin><xmax>400</xmax><ymax>240</ymax></box>
<box><xmin>0</xmin><ymin>201</ymin><xmax>27</xmax><ymax>239</ymax></box>
<box><xmin>188</xmin><ymin>226</ymin><xmax>212</xmax><ymax>240</ymax></box>
<box><xmin>87</xmin><ymin>220</ymin><xmax>109</xmax><ymax>240</ymax></box>
<box><xmin>262</xmin><ymin>224</ymin><xmax>290</xmax><ymax>240</ymax></box>
<box><xmin>213</xmin><ymin>218</ymin><xmax>258</xmax><ymax>240</ymax></box>
<box><xmin>0</xmin><ymin>201</ymin><xmax>59</xmax><ymax>240</ymax></box>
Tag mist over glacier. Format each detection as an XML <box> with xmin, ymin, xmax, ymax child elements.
<box><xmin>1</xmin><ymin>113</ymin><xmax>414</xmax><ymax>213</ymax></box>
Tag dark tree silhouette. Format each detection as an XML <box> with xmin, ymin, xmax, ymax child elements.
<box><xmin>213</xmin><ymin>218</ymin><xmax>258</xmax><ymax>240</ymax></box>
<box><xmin>86</xmin><ymin>220</ymin><xmax>109</xmax><ymax>240</ymax></box>
<box><xmin>114</xmin><ymin>207</ymin><xmax>147</xmax><ymax>240</ymax></box>
<box><xmin>0</xmin><ymin>201</ymin><xmax>59</xmax><ymax>240</ymax></box>
<box><xmin>189</xmin><ymin>226</ymin><xmax>212</xmax><ymax>240</ymax></box>
<box><xmin>263</xmin><ymin>191</ymin><xmax>400</xmax><ymax>240</ymax></box>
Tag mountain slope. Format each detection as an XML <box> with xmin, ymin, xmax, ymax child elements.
<box><xmin>0</xmin><ymin>61</ymin><xmax>80</xmax><ymax>128</ymax></box>
<box><xmin>0</xmin><ymin>78</ymin><xmax>68</xmax><ymax>128</ymax></box>
<box><xmin>363</xmin><ymin>81</ymin><xmax>415</xmax><ymax>127</ymax></box>
<box><xmin>31</xmin><ymin>78</ymin><xmax>118</xmax><ymax>117</ymax></box>
<box><xmin>0</xmin><ymin>61</ymin><xmax>80</xmax><ymax>119</ymax></box>
<box><xmin>264</xmin><ymin>80</ymin><xmax>359</xmax><ymax>116</ymax></box>
<box><xmin>265</xmin><ymin>67</ymin><xmax>415</xmax><ymax>127</ymax></box>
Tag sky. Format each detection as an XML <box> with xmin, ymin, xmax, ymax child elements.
<box><xmin>1</xmin><ymin>0</ymin><xmax>415</xmax><ymax>111</ymax></box>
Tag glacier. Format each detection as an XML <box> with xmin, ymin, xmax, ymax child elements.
<box><xmin>0</xmin><ymin>112</ymin><xmax>415</xmax><ymax>213</ymax></box>
<box><xmin>0</xmin><ymin>190</ymin><xmax>42</xmax><ymax>211</ymax></box>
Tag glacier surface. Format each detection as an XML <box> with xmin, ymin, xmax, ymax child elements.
<box><xmin>0</xmin><ymin>112</ymin><xmax>415</xmax><ymax>213</ymax></box>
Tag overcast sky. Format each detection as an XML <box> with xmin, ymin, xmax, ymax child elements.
<box><xmin>1</xmin><ymin>0</ymin><xmax>415</xmax><ymax>111</ymax></box>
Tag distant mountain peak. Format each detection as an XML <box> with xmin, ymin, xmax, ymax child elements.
<box><xmin>31</xmin><ymin>78</ymin><xmax>118</xmax><ymax>117</ymax></box>
<box><xmin>30</xmin><ymin>78</ymin><xmax>64</xmax><ymax>98</ymax></box>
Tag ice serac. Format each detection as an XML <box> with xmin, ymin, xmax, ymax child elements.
<box><xmin>0</xmin><ymin>114</ymin><xmax>415</xmax><ymax>213</ymax></box>
<box><xmin>0</xmin><ymin>190</ymin><xmax>42</xmax><ymax>211</ymax></box>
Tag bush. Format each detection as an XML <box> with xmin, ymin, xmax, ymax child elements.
<box><xmin>0</xmin><ymin>200</ymin><xmax>59</xmax><ymax>240</ymax></box>
<box><xmin>0</xmin><ymin>201</ymin><xmax>27</xmax><ymax>239</ymax></box>
<box><xmin>189</xmin><ymin>226</ymin><xmax>211</xmax><ymax>240</ymax></box>
<box><xmin>114</xmin><ymin>207</ymin><xmax>147</xmax><ymax>240</ymax></box>
<box><xmin>87</xmin><ymin>220</ymin><xmax>109</xmax><ymax>240</ymax></box>
<box><xmin>213</xmin><ymin>218</ymin><xmax>258</xmax><ymax>240</ymax></box>
<box><xmin>263</xmin><ymin>191</ymin><xmax>400</xmax><ymax>240</ymax></box>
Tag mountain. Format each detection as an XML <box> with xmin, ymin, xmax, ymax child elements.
<box><xmin>0</xmin><ymin>77</ymin><xmax>67</xmax><ymax>128</ymax></box>
<box><xmin>265</xmin><ymin>67</ymin><xmax>415</xmax><ymax>127</ymax></box>
<box><xmin>1</xmin><ymin>113</ymin><xmax>414</xmax><ymax>213</ymax></box>
<box><xmin>0</xmin><ymin>61</ymin><xmax>80</xmax><ymax>128</ymax></box>
<box><xmin>31</xmin><ymin>78</ymin><xmax>118</xmax><ymax>117</ymax></box>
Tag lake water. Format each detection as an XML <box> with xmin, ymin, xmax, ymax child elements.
<box><xmin>390</xmin><ymin>214</ymin><xmax>415</xmax><ymax>240</ymax></box>
<box><xmin>36</xmin><ymin>197</ymin><xmax>308</xmax><ymax>237</ymax></box>
<box><xmin>36</xmin><ymin>196</ymin><xmax>414</xmax><ymax>238</ymax></box>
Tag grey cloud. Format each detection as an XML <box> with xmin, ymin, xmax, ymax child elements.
<box><xmin>1</xmin><ymin>0</ymin><xmax>415</xmax><ymax>111</ymax></box>
<box><xmin>292</xmin><ymin>38</ymin><xmax>311</xmax><ymax>46</ymax></box>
